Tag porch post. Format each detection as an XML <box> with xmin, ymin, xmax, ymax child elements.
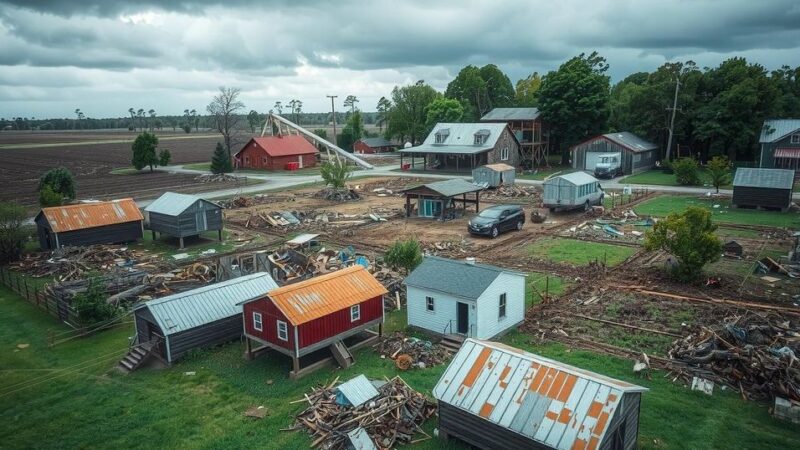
<box><xmin>293</xmin><ymin>355</ymin><xmax>300</xmax><ymax>375</ymax></box>
<box><xmin>405</xmin><ymin>195</ymin><xmax>411</xmax><ymax>218</ymax></box>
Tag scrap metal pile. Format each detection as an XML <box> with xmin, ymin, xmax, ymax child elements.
<box><xmin>667</xmin><ymin>313</ymin><xmax>800</xmax><ymax>401</ymax></box>
<box><xmin>374</xmin><ymin>332</ymin><xmax>452</xmax><ymax>370</ymax></box>
<box><xmin>8</xmin><ymin>245</ymin><xmax>158</xmax><ymax>281</ymax></box>
<box><xmin>290</xmin><ymin>376</ymin><xmax>436</xmax><ymax>450</ymax></box>
<box><xmin>562</xmin><ymin>210</ymin><xmax>655</xmax><ymax>242</ymax></box>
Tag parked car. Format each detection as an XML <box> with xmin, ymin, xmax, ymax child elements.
<box><xmin>468</xmin><ymin>205</ymin><xmax>525</xmax><ymax>238</ymax></box>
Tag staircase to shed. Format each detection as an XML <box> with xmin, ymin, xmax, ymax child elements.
<box><xmin>330</xmin><ymin>340</ymin><xmax>355</xmax><ymax>369</ymax></box>
<box><xmin>117</xmin><ymin>342</ymin><xmax>156</xmax><ymax>373</ymax></box>
<box><xmin>440</xmin><ymin>334</ymin><xmax>466</xmax><ymax>354</ymax></box>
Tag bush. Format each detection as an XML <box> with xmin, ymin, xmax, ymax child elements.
<box><xmin>158</xmin><ymin>149</ymin><xmax>171</xmax><ymax>166</ymax></box>
<box><xmin>320</xmin><ymin>159</ymin><xmax>352</xmax><ymax>188</ymax></box>
<box><xmin>384</xmin><ymin>239</ymin><xmax>423</xmax><ymax>274</ymax></box>
<box><xmin>182</xmin><ymin>124</ymin><xmax>192</xmax><ymax>133</ymax></box>
<box><xmin>671</xmin><ymin>157</ymin><xmax>701</xmax><ymax>185</ymax></box>
<box><xmin>210</xmin><ymin>142</ymin><xmax>233</xmax><ymax>174</ymax></box>
<box><xmin>38</xmin><ymin>184</ymin><xmax>63</xmax><ymax>207</ymax></box>
<box><xmin>72</xmin><ymin>279</ymin><xmax>117</xmax><ymax>326</ymax></box>
<box><xmin>706</xmin><ymin>155</ymin><xmax>732</xmax><ymax>193</ymax></box>
<box><xmin>0</xmin><ymin>201</ymin><xmax>27</xmax><ymax>264</ymax></box>
<box><xmin>644</xmin><ymin>206</ymin><xmax>721</xmax><ymax>281</ymax></box>
<box><xmin>39</xmin><ymin>167</ymin><xmax>76</xmax><ymax>201</ymax></box>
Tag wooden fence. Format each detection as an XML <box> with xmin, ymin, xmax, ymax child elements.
<box><xmin>0</xmin><ymin>267</ymin><xmax>80</xmax><ymax>329</ymax></box>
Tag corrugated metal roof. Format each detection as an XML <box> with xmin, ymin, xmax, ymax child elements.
<box><xmin>39</xmin><ymin>199</ymin><xmax>143</xmax><ymax>233</ymax></box>
<box><xmin>286</xmin><ymin>233</ymin><xmax>319</xmax><ymax>246</ymax></box>
<box><xmin>434</xmin><ymin>339</ymin><xmax>647</xmax><ymax>450</ymax></box>
<box><xmin>399</xmin><ymin>122</ymin><xmax>509</xmax><ymax>155</ymax></box>
<box><xmin>404</xmin><ymin>256</ymin><xmax>524</xmax><ymax>300</ymax></box>
<box><xmin>602</xmin><ymin>132</ymin><xmax>657</xmax><ymax>152</ymax></box>
<box><xmin>760</xmin><ymin>119</ymin><xmax>800</xmax><ymax>143</ymax></box>
<box><xmin>359</xmin><ymin>137</ymin><xmax>395</xmax><ymax>148</ymax></box>
<box><xmin>733</xmin><ymin>168</ymin><xmax>794</xmax><ymax>189</ymax></box>
<box><xmin>137</xmin><ymin>272</ymin><xmax>278</xmax><ymax>336</ymax></box>
<box><xmin>480</xmin><ymin>107</ymin><xmax>541</xmax><ymax>121</ymax></box>
<box><xmin>482</xmin><ymin>163</ymin><xmax>516</xmax><ymax>172</ymax></box>
<box><xmin>403</xmin><ymin>179</ymin><xmax>483</xmax><ymax>197</ymax></box>
<box><xmin>347</xmin><ymin>427</ymin><xmax>378</xmax><ymax>450</ymax></box>
<box><xmin>336</xmin><ymin>374</ymin><xmax>379</xmax><ymax>407</ymax></box>
<box><xmin>235</xmin><ymin>135</ymin><xmax>318</xmax><ymax>158</ymax></box>
<box><xmin>547</xmin><ymin>171</ymin><xmax>599</xmax><ymax>187</ymax></box>
<box><xmin>145</xmin><ymin>192</ymin><xmax>220</xmax><ymax>216</ymax></box>
<box><xmin>267</xmin><ymin>265</ymin><xmax>387</xmax><ymax>326</ymax></box>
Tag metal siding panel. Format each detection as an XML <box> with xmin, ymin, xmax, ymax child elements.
<box><xmin>485</xmin><ymin>357</ymin><xmax>523</xmax><ymax>420</ymax></box>
<box><xmin>492</xmin><ymin>360</ymin><xmax>534</xmax><ymax>425</ymax></box>
<box><xmin>440</xmin><ymin>342</ymin><xmax>485</xmax><ymax>401</ymax></box>
<box><xmin>509</xmin><ymin>391</ymin><xmax>544</xmax><ymax>435</ymax></box>
<box><xmin>574</xmin><ymin>385</ymin><xmax>610</xmax><ymax>449</ymax></box>
<box><xmin>466</xmin><ymin>353</ymin><xmax>512</xmax><ymax>415</ymax></box>
<box><xmin>556</xmin><ymin>378</ymin><xmax>591</xmax><ymax>449</ymax></box>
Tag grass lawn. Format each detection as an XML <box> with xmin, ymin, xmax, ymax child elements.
<box><xmin>109</xmin><ymin>167</ymin><xmax>143</xmax><ymax>175</ymax></box>
<box><xmin>1</xmin><ymin>285</ymin><xmax>798</xmax><ymax>448</ymax></box>
<box><xmin>620</xmin><ymin>169</ymin><xmax>733</xmax><ymax>189</ymax></box>
<box><xmin>526</xmin><ymin>238</ymin><xmax>638</xmax><ymax>267</ymax></box>
<box><xmin>634</xmin><ymin>196</ymin><xmax>800</xmax><ymax>228</ymax></box>
<box><xmin>526</xmin><ymin>272</ymin><xmax>570</xmax><ymax>306</ymax></box>
<box><xmin>517</xmin><ymin>166</ymin><xmax>578</xmax><ymax>181</ymax></box>
<box><xmin>131</xmin><ymin>230</ymin><xmax>262</xmax><ymax>260</ymax></box>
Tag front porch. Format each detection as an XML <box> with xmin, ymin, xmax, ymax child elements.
<box><xmin>399</xmin><ymin>152</ymin><xmax>488</xmax><ymax>173</ymax></box>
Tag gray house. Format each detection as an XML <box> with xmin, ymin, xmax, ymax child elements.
<box><xmin>145</xmin><ymin>192</ymin><xmax>224</xmax><ymax>248</ymax></box>
<box><xmin>759</xmin><ymin>119</ymin><xmax>800</xmax><ymax>170</ymax></box>
<box><xmin>434</xmin><ymin>339</ymin><xmax>648</xmax><ymax>450</ymax></box>
<box><xmin>571</xmin><ymin>132</ymin><xmax>658</xmax><ymax>175</ymax></box>
<box><xmin>129</xmin><ymin>272</ymin><xmax>278</xmax><ymax>368</ymax></box>
<box><xmin>732</xmin><ymin>168</ymin><xmax>794</xmax><ymax>211</ymax></box>
<box><xmin>399</xmin><ymin>123</ymin><xmax>520</xmax><ymax>173</ymax></box>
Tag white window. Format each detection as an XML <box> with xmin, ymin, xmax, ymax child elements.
<box><xmin>792</xmin><ymin>134</ymin><xmax>800</xmax><ymax>144</ymax></box>
<box><xmin>499</xmin><ymin>293</ymin><xmax>507</xmax><ymax>319</ymax></box>
<box><xmin>253</xmin><ymin>312</ymin><xmax>263</xmax><ymax>331</ymax></box>
<box><xmin>351</xmin><ymin>305</ymin><xmax>361</xmax><ymax>322</ymax></box>
<box><xmin>501</xmin><ymin>146</ymin><xmax>509</xmax><ymax>160</ymax></box>
<box><xmin>435</xmin><ymin>129</ymin><xmax>450</xmax><ymax>144</ymax></box>
<box><xmin>426</xmin><ymin>296</ymin><xmax>435</xmax><ymax>312</ymax></box>
<box><xmin>277</xmin><ymin>320</ymin><xmax>288</xmax><ymax>341</ymax></box>
<box><xmin>474</xmin><ymin>134</ymin><xmax>486</xmax><ymax>145</ymax></box>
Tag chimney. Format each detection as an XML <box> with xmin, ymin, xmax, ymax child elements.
<box><xmin>465</xmin><ymin>257</ymin><xmax>476</xmax><ymax>265</ymax></box>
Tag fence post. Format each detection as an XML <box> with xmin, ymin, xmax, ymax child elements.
<box><xmin>24</xmin><ymin>277</ymin><xmax>29</xmax><ymax>300</ymax></box>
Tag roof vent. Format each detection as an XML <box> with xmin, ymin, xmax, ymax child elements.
<box><xmin>465</xmin><ymin>257</ymin><xmax>476</xmax><ymax>265</ymax></box>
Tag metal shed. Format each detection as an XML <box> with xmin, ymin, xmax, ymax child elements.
<box><xmin>732</xmin><ymin>168</ymin><xmax>794</xmax><ymax>211</ymax></box>
<box><xmin>473</xmin><ymin>163</ymin><xmax>516</xmax><ymax>187</ymax></box>
<box><xmin>35</xmin><ymin>199</ymin><xmax>144</xmax><ymax>250</ymax></box>
<box><xmin>131</xmin><ymin>272</ymin><xmax>278</xmax><ymax>366</ymax></box>
<box><xmin>433</xmin><ymin>339</ymin><xmax>648</xmax><ymax>450</ymax></box>
<box><xmin>144</xmin><ymin>192</ymin><xmax>224</xmax><ymax>248</ymax></box>
<box><xmin>542</xmin><ymin>172</ymin><xmax>603</xmax><ymax>212</ymax></box>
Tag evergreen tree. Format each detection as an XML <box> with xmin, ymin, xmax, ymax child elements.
<box><xmin>131</xmin><ymin>132</ymin><xmax>159</xmax><ymax>172</ymax></box>
<box><xmin>210</xmin><ymin>142</ymin><xmax>232</xmax><ymax>174</ymax></box>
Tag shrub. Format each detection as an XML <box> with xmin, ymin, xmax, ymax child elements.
<box><xmin>0</xmin><ymin>201</ymin><xmax>27</xmax><ymax>264</ymax></box>
<box><xmin>706</xmin><ymin>155</ymin><xmax>732</xmax><ymax>193</ymax></box>
<box><xmin>671</xmin><ymin>157</ymin><xmax>701</xmax><ymax>185</ymax></box>
<box><xmin>320</xmin><ymin>159</ymin><xmax>352</xmax><ymax>188</ymax></box>
<box><xmin>39</xmin><ymin>167</ymin><xmax>76</xmax><ymax>201</ymax></box>
<box><xmin>644</xmin><ymin>206</ymin><xmax>721</xmax><ymax>281</ymax></box>
<box><xmin>72</xmin><ymin>279</ymin><xmax>117</xmax><ymax>326</ymax></box>
<box><xmin>182</xmin><ymin>124</ymin><xmax>192</xmax><ymax>133</ymax></box>
<box><xmin>158</xmin><ymin>149</ymin><xmax>171</xmax><ymax>167</ymax></box>
<box><xmin>384</xmin><ymin>239</ymin><xmax>423</xmax><ymax>274</ymax></box>
<box><xmin>38</xmin><ymin>184</ymin><xmax>63</xmax><ymax>207</ymax></box>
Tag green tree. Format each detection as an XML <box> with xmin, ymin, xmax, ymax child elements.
<box><xmin>247</xmin><ymin>110</ymin><xmax>261</xmax><ymax>133</ymax></box>
<box><xmin>210</xmin><ymin>142</ymin><xmax>232</xmax><ymax>174</ymax></box>
<box><xmin>39</xmin><ymin>184</ymin><xmax>63</xmax><ymax>207</ymax></box>
<box><xmin>376</xmin><ymin>96</ymin><xmax>391</xmax><ymax>132</ymax></box>
<box><xmin>0</xmin><ymin>201</ymin><xmax>27</xmax><ymax>264</ymax></box>
<box><xmin>158</xmin><ymin>149</ymin><xmax>171</xmax><ymax>167</ymax></box>
<box><xmin>706</xmin><ymin>155</ymin><xmax>732</xmax><ymax>193</ymax></box>
<box><xmin>479</xmin><ymin>64</ymin><xmax>515</xmax><ymax>109</ymax></box>
<box><xmin>343</xmin><ymin>95</ymin><xmax>359</xmax><ymax>115</ymax></box>
<box><xmin>338</xmin><ymin>111</ymin><xmax>364</xmax><ymax>151</ymax></box>
<box><xmin>644</xmin><ymin>206</ymin><xmax>721</xmax><ymax>281</ymax></box>
<box><xmin>320</xmin><ymin>159</ymin><xmax>352</xmax><ymax>188</ymax></box>
<box><xmin>39</xmin><ymin>167</ymin><xmax>76</xmax><ymax>201</ymax></box>
<box><xmin>72</xmin><ymin>279</ymin><xmax>116</xmax><ymax>326</ymax></box>
<box><xmin>313</xmin><ymin>129</ymin><xmax>328</xmax><ymax>140</ymax></box>
<box><xmin>383</xmin><ymin>239</ymin><xmax>423</xmax><ymax>274</ymax></box>
<box><xmin>445</xmin><ymin>65</ymin><xmax>488</xmax><ymax>121</ymax></box>
<box><xmin>386</xmin><ymin>80</ymin><xmax>438</xmax><ymax>145</ymax></box>
<box><xmin>424</xmin><ymin>96</ymin><xmax>464</xmax><ymax>132</ymax></box>
<box><xmin>538</xmin><ymin>52</ymin><xmax>611</xmax><ymax>161</ymax></box>
<box><xmin>671</xmin><ymin>157</ymin><xmax>701</xmax><ymax>185</ymax></box>
<box><xmin>515</xmin><ymin>72</ymin><xmax>543</xmax><ymax>106</ymax></box>
<box><xmin>131</xmin><ymin>132</ymin><xmax>159</xmax><ymax>172</ymax></box>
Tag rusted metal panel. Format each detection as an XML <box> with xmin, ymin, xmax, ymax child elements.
<box><xmin>38</xmin><ymin>198</ymin><xmax>143</xmax><ymax>233</ymax></box>
<box><xmin>433</xmin><ymin>339</ymin><xmax>647</xmax><ymax>450</ymax></box>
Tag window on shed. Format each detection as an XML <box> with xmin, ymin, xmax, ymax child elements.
<box><xmin>426</xmin><ymin>296</ymin><xmax>435</xmax><ymax>312</ymax></box>
<box><xmin>501</xmin><ymin>146</ymin><xmax>509</xmax><ymax>160</ymax></box>
<box><xmin>792</xmin><ymin>134</ymin><xmax>800</xmax><ymax>144</ymax></box>
<box><xmin>350</xmin><ymin>305</ymin><xmax>361</xmax><ymax>322</ymax></box>
<box><xmin>253</xmin><ymin>312</ymin><xmax>263</xmax><ymax>331</ymax></box>
<box><xmin>277</xmin><ymin>320</ymin><xmax>288</xmax><ymax>341</ymax></box>
<box><xmin>499</xmin><ymin>293</ymin><xmax>507</xmax><ymax>319</ymax></box>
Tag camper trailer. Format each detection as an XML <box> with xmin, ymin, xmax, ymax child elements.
<box><xmin>543</xmin><ymin>172</ymin><xmax>604</xmax><ymax>212</ymax></box>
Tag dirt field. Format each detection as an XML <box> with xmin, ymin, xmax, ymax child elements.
<box><xmin>0</xmin><ymin>130</ymin><xmax>220</xmax><ymax>146</ymax></box>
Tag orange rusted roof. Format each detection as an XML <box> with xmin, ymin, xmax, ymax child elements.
<box><xmin>267</xmin><ymin>265</ymin><xmax>387</xmax><ymax>326</ymax></box>
<box><xmin>433</xmin><ymin>339</ymin><xmax>647</xmax><ymax>450</ymax></box>
<box><xmin>39</xmin><ymin>199</ymin><xmax>143</xmax><ymax>233</ymax></box>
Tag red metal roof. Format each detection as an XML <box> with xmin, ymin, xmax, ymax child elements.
<box><xmin>39</xmin><ymin>199</ymin><xmax>143</xmax><ymax>233</ymax></box>
<box><xmin>775</xmin><ymin>148</ymin><xmax>800</xmax><ymax>159</ymax></box>
<box><xmin>237</xmin><ymin>135</ymin><xmax>318</xmax><ymax>158</ymax></box>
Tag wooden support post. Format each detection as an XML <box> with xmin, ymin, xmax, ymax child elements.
<box><xmin>152</xmin><ymin>230</ymin><xmax>156</xmax><ymax>240</ymax></box>
<box><xmin>378</xmin><ymin>323</ymin><xmax>383</xmax><ymax>337</ymax></box>
<box><xmin>293</xmin><ymin>355</ymin><xmax>300</xmax><ymax>375</ymax></box>
<box><xmin>218</xmin><ymin>229</ymin><xmax>222</xmax><ymax>242</ymax></box>
<box><xmin>179</xmin><ymin>237</ymin><xmax>184</xmax><ymax>249</ymax></box>
<box><xmin>405</xmin><ymin>195</ymin><xmax>411</xmax><ymax>218</ymax></box>
<box><xmin>475</xmin><ymin>192</ymin><xmax>480</xmax><ymax>212</ymax></box>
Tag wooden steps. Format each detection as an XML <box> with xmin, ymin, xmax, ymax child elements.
<box><xmin>440</xmin><ymin>334</ymin><xmax>466</xmax><ymax>354</ymax></box>
<box><xmin>330</xmin><ymin>340</ymin><xmax>355</xmax><ymax>369</ymax></box>
<box><xmin>117</xmin><ymin>343</ymin><xmax>153</xmax><ymax>373</ymax></box>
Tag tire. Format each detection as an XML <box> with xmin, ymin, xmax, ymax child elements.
<box><xmin>584</xmin><ymin>200</ymin><xmax>591</xmax><ymax>212</ymax></box>
<box><xmin>516</xmin><ymin>221</ymin><xmax>523</xmax><ymax>231</ymax></box>
<box><xmin>491</xmin><ymin>226</ymin><xmax>499</xmax><ymax>238</ymax></box>
<box><xmin>598</xmin><ymin>194</ymin><xmax>605</xmax><ymax>206</ymax></box>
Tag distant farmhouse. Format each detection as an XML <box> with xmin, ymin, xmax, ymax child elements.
<box><xmin>353</xmin><ymin>137</ymin><xmax>396</xmax><ymax>154</ymax></box>
<box><xmin>399</xmin><ymin>123</ymin><xmax>520</xmax><ymax>173</ymax></box>
<box><xmin>759</xmin><ymin>119</ymin><xmax>800</xmax><ymax>171</ymax></box>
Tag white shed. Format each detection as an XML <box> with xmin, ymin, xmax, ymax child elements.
<box><xmin>403</xmin><ymin>256</ymin><xmax>526</xmax><ymax>339</ymax></box>
<box><xmin>472</xmin><ymin>163</ymin><xmax>516</xmax><ymax>187</ymax></box>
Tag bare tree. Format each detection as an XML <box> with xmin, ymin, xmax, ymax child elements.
<box><xmin>207</xmin><ymin>87</ymin><xmax>245</xmax><ymax>158</ymax></box>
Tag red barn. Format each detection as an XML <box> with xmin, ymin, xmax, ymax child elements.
<box><xmin>233</xmin><ymin>135</ymin><xmax>318</xmax><ymax>170</ymax></box>
<box><xmin>353</xmin><ymin>137</ymin><xmax>397</xmax><ymax>154</ymax></box>
<box><xmin>241</xmin><ymin>265</ymin><xmax>387</xmax><ymax>378</ymax></box>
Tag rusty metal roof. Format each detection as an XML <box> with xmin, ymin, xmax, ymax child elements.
<box><xmin>267</xmin><ymin>265</ymin><xmax>387</xmax><ymax>326</ymax></box>
<box><xmin>38</xmin><ymin>199</ymin><xmax>143</xmax><ymax>233</ymax></box>
<box><xmin>433</xmin><ymin>339</ymin><xmax>647</xmax><ymax>450</ymax></box>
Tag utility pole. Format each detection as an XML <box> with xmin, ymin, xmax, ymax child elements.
<box><xmin>665</xmin><ymin>78</ymin><xmax>681</xmax><ymax>162</ymax></box>
<box><xmin>327</xmin><ymin>95</ymin><xmax>338</xmax><ymax>147</ymax></box>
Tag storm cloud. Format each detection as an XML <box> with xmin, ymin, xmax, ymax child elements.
<box><xmin>0</xmin><ymin>0</ymin><xmax>798</xmax><ymax>117</ymax></box>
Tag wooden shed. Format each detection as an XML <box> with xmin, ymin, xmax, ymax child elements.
<box><xmin>402</xmin><ymin>179</ymin><xmax>483</xmax><ymax>220</ymax></box>
<box><xmin>473</xmin><ymin>163</ymin><xmax>516</xmax><ymax>187</ymax></box>
<box><xmin>35</xmin><ymin>199</ymin><xmax>143</xmax><ymax>250</ymax></box>
<box><xmin>571</xmin><ymin>132</ymin><xmax>657</xmax><ymax>175</ymax></box>
<box><xmin>242</xmin><ymin>265</ymin><xmax>387</xmax><ymax>379</ymax></box>
<box><xmin>127</xmin><ymin>272</ymin><xmax>278</xmax><ymax>370</ymax></box>
<box><xmin>732</xmin><ymin>168</ymin><xmax>794</xmax><ymax>211</ymax></box>
<box><xmin>542</xmin><ymin>172</ymin><xmax>603</xmax><ymax>212</ymax></box>
<box><xmin>434</xmin><ymin>339</ymin><xmax>648</xmax><ymax>450</ymax></box>
<box><xmin>144</xmin><ymin>192</ymin><xmax>224</xmax><ymax>248</ymax></box>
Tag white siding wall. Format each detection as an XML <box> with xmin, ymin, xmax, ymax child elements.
<box><xmin>407</xmin><ymin>286</ymin><xmax>476</xmax><ymax>336</ymax></box>
<box><xmin>475</xmin><ymin>273</ymin><xmax>526</xmax><ymax>339</ymax></box>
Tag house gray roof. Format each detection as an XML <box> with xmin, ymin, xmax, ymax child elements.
<box><xmin>399</xmin><ymin>122</ymin><xmax>509</xmax><ymax>155</ymax></box>
<box><xmin>144</xmin><ymin>192</ymin><xmax>220</xmax><ymax>216</ymax></box>
<box><xmin>733</xmin><ymin>168</ymin><xmax>795</xmax><ymax>189</ymax></box>
<box><xmin>760</xmin><ymin>119</ymin><xmax>800</xmax><ymax>143</ymax></box>
<box><xmin>602</xmin><ymin>132</ymin><xmax>658</xmax><ymax>152</ymax></box>
<box><xmin>404</xmin><ymin>256</ymin><xmax>524</xmax><ymax>300</ymax></box>
<box><xmin>480</xmin><ymin>107</ymin><xmax>541</xmax><ymax>121</ymax></box>
<box><xmin>547</xmin><ymin>171</ymin><xmax>599</xmax><ymax>186</ymax></box>
<box><xmin>403</xmin><ymin>179</ymin><xmax>483</xmax><ymax>197</ymax></box>
<box><xmin>358</xmin><ymin>137</ymin><xmax>395</xmax><ymax>148</ymax></box>
<box><xmin>135</xmin><ymin>272</ymin><xmax>278</xmax><ymax>336</ymax></box>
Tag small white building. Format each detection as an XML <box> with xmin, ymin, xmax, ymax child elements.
<box><xmin>404</xmin><ymin>256</ymin><xmax>526</xmax><ymax>339</ymax></box>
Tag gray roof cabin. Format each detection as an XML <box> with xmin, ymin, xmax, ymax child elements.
<box><xmin>732</xmin><ymin>168</ymin><xmax>794</xmax><ymax>211</ymax></box>
<box><xmin>571</xmin><ymin>132</ymin><xmax>658</xmax><ymax>175</ymax></box>
<box><xmin>144</xmin><ymin>192</ymin><xmax>224</xmax><ymax>248</ymax></box>
<box><xmin>759</xmin><ymin>119</ymin><xmax>800</xmax><ymax>170</ymax></box>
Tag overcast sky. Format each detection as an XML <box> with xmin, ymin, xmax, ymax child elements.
<box><xmin>1</xmin><ymin>0</ymin><xmax>799</xmax><ymax>119</ymax></box>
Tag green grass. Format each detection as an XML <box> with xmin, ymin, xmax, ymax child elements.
<box><xmin>526</xmin><ymin>238</ymin><xmax>638</xmax><ymax>267</ymax></box>
<box><xmin>526</xmin><ymin>272</ymin><xmax>570</xmax><ymax>306</ymax></box>
<box><xmin>109</xmin><ymin>167</ymin><xmax>143</xmax><ymax>175</ymax></box>
<box><xmin>0</xmin><ymin>285</ymin><xmax>797</xmax><ymax>449</ymax></box>
<box><xmin>131</xmin><ymin>230</ymin><xmax>257</xmax><ymax>259</ymax></box>
<box><xmin>621</xmin><ymin>169</ymin><xmax>733</xmax><ymax>189</ymax></box>
<box><xmin>517</xmin><ymin>166</ymin><xmax>578</xmax><ymax>181</ymax></box>
<box><xmin>634</xmin><ymin>196</ymin><xmax>800</xmax><ymax>228</ymax></box>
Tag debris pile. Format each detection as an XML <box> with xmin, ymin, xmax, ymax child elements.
<box><xmin>314</xmin><ymin>187</ymin><xmax>361</xmax><ymax>202</ymax></box>
<box><xmin>482</xmin><ymin>184</ymin><xmax>540</xmax><ymax>200</ymax></box>
<box><xmin>194</xmin><ymin>173</ymin><xmax>238</xmax><ymax>183</ymax></box>
<box><xmin>357</xmin><ymin>178</ymin><xmax>419</xmax><ymax>195</ymax></box>
<box><xmin>218</xmin><ymin>194</ymin><xmax>295</xmax><ymax>209</ymax></box>
<box><xmin>374</xmin><ymin>332</ymin><xmax>451</xmax><ymax>369</ymax></box>
<box><xmin>424</xmin><ymin>239</ymin><xmax>474</xmax><ymax>256</ymax></box>
<box><xmin>563</xmin><ymin>213</ymin><xmax>655</xmax><ymax>242</ymax></box>
<box><xmin>667</xmin><ymin>314</ymin><xmax>800</xmax><ymax>401</ymax></box>
<box><xmin>8</xmin><ymin>245</ymin><xmax>157</xmax><ymax>281</ymax></box>
<box><xmin>290</xmin><ymin>376</ymin><xmax>436</xmax><ymax>449</ymax></box>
